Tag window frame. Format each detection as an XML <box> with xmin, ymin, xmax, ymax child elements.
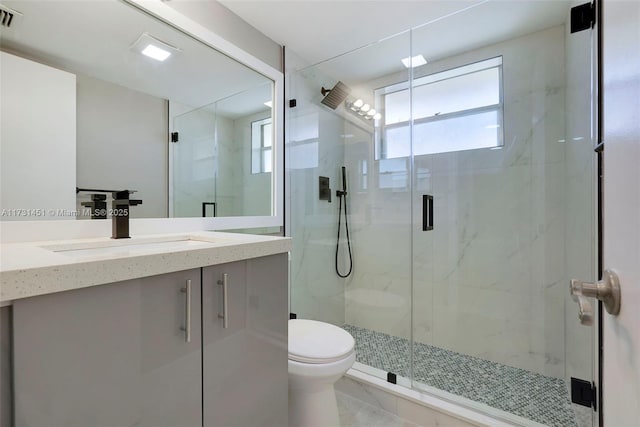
<box><xmin>375</xmin><ymin>56</ymin><xmax>504</xmax><ymax>160</ymax></box>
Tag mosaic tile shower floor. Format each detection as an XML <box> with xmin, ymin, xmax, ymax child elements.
<box><xmin>342</xmin><ymin>324</ymin><xmax>579</xmax><ymax>427</ymax></box>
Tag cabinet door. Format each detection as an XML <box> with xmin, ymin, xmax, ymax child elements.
<box><xmin>202</xmin><ymin>254</ymin><xmax>288</xmax><ymax>427</ymax></box>
<box><xmin>12</xmin><ymin>269</ymin><xmax>202</xmax><ymax>427</ymax></box>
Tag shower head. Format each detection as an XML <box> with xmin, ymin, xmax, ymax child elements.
<box><xmin>320</xmin><ymin>81</ymin><xmax>351</xmax><ymax>110</ymax></box>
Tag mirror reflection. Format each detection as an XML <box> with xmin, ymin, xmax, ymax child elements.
<box><xmin>0</xmin><ymin>0</ymin><xmax>274</xmax><ymax>221</ymax></box>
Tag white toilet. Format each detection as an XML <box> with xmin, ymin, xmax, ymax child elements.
<box><xmin>288</xmin><ymin>319</ymin><xmax>356</xmax><ymax>427</ymax></box>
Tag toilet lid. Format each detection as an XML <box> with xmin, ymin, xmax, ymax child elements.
<box><xmin>289</xmin><ymin>319</ymin><xmax>355</xmax><ymax>364</ymax></box>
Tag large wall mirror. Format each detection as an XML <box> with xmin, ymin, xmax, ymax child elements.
<box><xmin>0</xmin><ymin>0</ymin><xmax>282</xmax><ymax>226</ymax></box>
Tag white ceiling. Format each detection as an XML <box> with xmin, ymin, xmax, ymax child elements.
<box><xmin>220</xmin><ymin>0</ymin><xmax>572</xmax><ymax>81</ymax></box>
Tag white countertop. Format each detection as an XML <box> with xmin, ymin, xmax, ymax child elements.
<box><xmin>0</xmin><ymin>231</ymin><xmax>291</xmax><ymax>304</ymax></box>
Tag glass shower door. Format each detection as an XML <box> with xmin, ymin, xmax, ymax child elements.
<box><xmin>409</xmin><ymin>3</ymin><xmax>597</xmax><ymax>427</ymax></box>
<box><xmin>172</xmin><ymin>104</ymin><xmax>218</xmax><ymax>218</ymax></box>
<box><xmin>287</xmin><ymin>30</ymin><xmax>419</xmax><ymax>385</ymax></box>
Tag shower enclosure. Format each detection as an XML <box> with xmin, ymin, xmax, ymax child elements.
<box><xmin>286</xmin><ymin>1</ymin><xmax>597</xmax><ymax>426</ymax></box>
<box><xmin>171</xmin><ymin>83</ymin><xmax>273</xmax><ymax>218</ymax></box>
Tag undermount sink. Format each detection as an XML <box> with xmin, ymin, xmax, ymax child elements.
<box><xmin>41</xmin><ymin>236</ymin><xmax>221</xmax><ymax>259</ymax></box>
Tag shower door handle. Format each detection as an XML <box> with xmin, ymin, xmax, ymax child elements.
<box><xmin>422</xmin><ymin>195</ymin><xmax>433</xmax><ymax>231</ymax></box>
<box><xmin>570</xmin><ymin>269</ymin><xmax>622</xmax><ymax>325</ymax></box>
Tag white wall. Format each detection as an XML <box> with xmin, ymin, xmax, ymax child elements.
<box><xmin>76</xmin><ymin>74</ymin><xmax>168</xmax><ymax>219</ymax></box>
<box><xmin>0</xmin><ymin>51</ymin><xmax>76</xmax><ymax>221</ymax></box>
<box><xmin>164</xmin><ymin>0</ymin><xmax>281</xmax><ymax>72</ymax></box>
<box><xmin>602</xmin><ymin>0</ymin><xmax>640</xmax><ymax>425</ymax></box>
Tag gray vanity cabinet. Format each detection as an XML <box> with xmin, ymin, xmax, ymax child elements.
<box><xmin>202</xmin><ymin>254</ymin><xmax>288</xmax><ymax>427</ymax></box>
<box><xmin>12</xmin><ymin>268</ymin><xmax>202</xmax><ymax>427</ymax></box>
<box><xmin>9</xmin><ymin>254</ymin><xmax>288</xmax><ymax>427</ymax></box>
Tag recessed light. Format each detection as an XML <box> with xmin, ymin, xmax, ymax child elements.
<box><xmin>131</xmin><ymin>33</ymin><xmax>181</xmax><ymax>62</ymax></box>
<box><xmin>142</xmin><ymin>44</ymin><xmax>171</xmax><ymax>61</ymax></box>
<box><xmin>401</xmin><ymin>54</ymin><xmax>427</xmax><ymax>68</ymax></box>
<box><xmin>264</xmin><ymin>101</ymin><xmax>273</xmax><ymax>108</ymax></box>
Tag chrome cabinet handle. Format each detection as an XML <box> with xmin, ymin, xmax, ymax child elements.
<box><xmin>180</xmin><ymin>279</ymin><xmax>192</xmax><ymax>342</ymax></box>
<box><xmin>570</xmin><ymin>269</ymin><xmax>621</xmax><ymax>326</ymax></box>
<box><xmin>217</xmin><ymin>273</ymin><xmax>229</xmax><ymax>329</ymax></box>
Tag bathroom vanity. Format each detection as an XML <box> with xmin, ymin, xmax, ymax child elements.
<box><xmin>0</xmin><ymin>232</ymin><xmax>290</xmax><ymax>427</ymax></box>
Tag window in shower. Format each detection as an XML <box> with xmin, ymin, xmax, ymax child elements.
<box><xmin>376</xmin><ymin>56</ymin><xmax>503</xmax><ymax>159</ymax></box>
<box><xmin>251</xmin><ymin>118</ymin><xmax>273</xmax><ymax>174</ymax></box>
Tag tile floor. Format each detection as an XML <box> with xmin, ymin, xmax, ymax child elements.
<box><xmin>343</xmin><ymin>324</ymin><xmax>580</xmax><ymax>427</ymax></box>
<box><xmin>337</xmin><ymin>390</ymin><xmax>423</xmax><ymax>427</ymax></box>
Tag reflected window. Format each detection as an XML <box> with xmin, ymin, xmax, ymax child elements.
<box><xmin>377</xmin><ymin>56</ymin><xmax>503</xmax><ymax>159</ymax></box>
<box><xmin>251</xmin><ymin>118</ymin><xmax>272</xmax><ymax>174</ymax></box>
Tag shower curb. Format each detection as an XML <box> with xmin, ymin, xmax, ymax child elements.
<box><xmin>339</xmin><ymin>367</ymin><xmax>545</xmax><ymax>427</ymax></box>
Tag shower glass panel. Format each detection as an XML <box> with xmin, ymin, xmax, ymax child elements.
<box><xmin>172</xmin><ymin>104</ymin><xmax>218</xmax><ymax>218</ymax></box>
<box><xmin>287</xmin><ymin>1</ymin><xmax>596</xmax><ymax>425</ymax></box>
<box><xmin>287</xmin><ymin>31</ymin><xmax>415</xmax><ymax>383</ymax></box>
<box><xmin>409</xmin><ymin>3</ymin><xmax>596</xmax><ymax>426</ymax></box>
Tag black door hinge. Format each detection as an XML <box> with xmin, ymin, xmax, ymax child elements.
<box><xmin>289</xmin><ymin>313</ymin><xmax>297</xmax><ymax>319</ymax></box>
<box><xmin>571</xmin><ymin>2</ymin><xmax>596</xmax><ymax>33</ymax></box>
<box><xmin>171</xmin><ymin>132</ymin><xmax>179</xmax><ymax>143</ymax></box>
<box><xmin>571</xmin><ymin>377</ymin><xmax>597</xmax><ymax>410</ymax></box>
<box><xmin>387</xmin><ymin>372</ymin><xmax>397</xmax><ymax>384</ymax></box>
<box><xmin>289</xmin><ymin>99</ymin><xmax>297</xmax><ymax>108</ymax></box>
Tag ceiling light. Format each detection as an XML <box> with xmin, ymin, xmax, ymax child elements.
<box><xmin>142</xmin><ymin>45</ymin><xmax>171</xmax><ymax>61</ymax></box>
<box><xmin>360</xmin><ymin>104</ymin><xmax>370</xmax><ymax>113</ymax></box>
<box><xmin>264</xmin><ymin>101</ymin><xmax>273</xmax><ymax>108</ymax></box>
<box><xmin>353</xmin><ymin>99</ymin><xmax>364</xmax><ymax>108</ymax></box>
<box><xmin>131</xmin><ymin>33</ymin><xmax>181</xmax><ymax>62</ymax></box>
<box><xmin>401</xmin><ymin>54</ymin><xmax>427</xmax><ymax>68</ymax></box>
<box><xmin>366</xmin><ymin>109</ymin><xmax>376</xmax><ymax>117</ymax></box>
<box><xmin>373</xmin><ymin>113</ymin><xmax>382</xmax><ymax>120</ymax></box>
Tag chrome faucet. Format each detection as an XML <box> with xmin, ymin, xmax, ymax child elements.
<box><xmin>111</xmin><ymin>190</ymin><xmax>142</xmax><ymax>239</ymax></box>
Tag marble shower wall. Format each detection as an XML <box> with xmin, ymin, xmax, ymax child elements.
<box><xmin>287</xmin><ymin>67</ymin><xmax>348</xmax><ymax>325</ymax></box>
<box><xmin>344</xmin><ymin>26</ymin><xmax>573</xmax><ymax>378</ymax></box>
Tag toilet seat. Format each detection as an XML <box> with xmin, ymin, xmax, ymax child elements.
<box><xmin>288</xmin><ymin>319</ymin><xmax>355</xmax><ymax>364</ymax></box>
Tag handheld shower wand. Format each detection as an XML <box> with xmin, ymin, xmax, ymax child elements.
<box><xmin>335</xmin><ymin>166</ymin><xmax>353</xmax><ymax>278</ymax></box>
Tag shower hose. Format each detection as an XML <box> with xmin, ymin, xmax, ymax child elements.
<box><xmin>335</xmin><ymin>190</ymin><xmax>353</xmax><ymax>278</ymax></box>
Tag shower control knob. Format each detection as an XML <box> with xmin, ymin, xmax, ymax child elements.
<box><xmin>570</xmin><ymin>269</ymin><xmax>622</xmax><ymax>325</ymax></box>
